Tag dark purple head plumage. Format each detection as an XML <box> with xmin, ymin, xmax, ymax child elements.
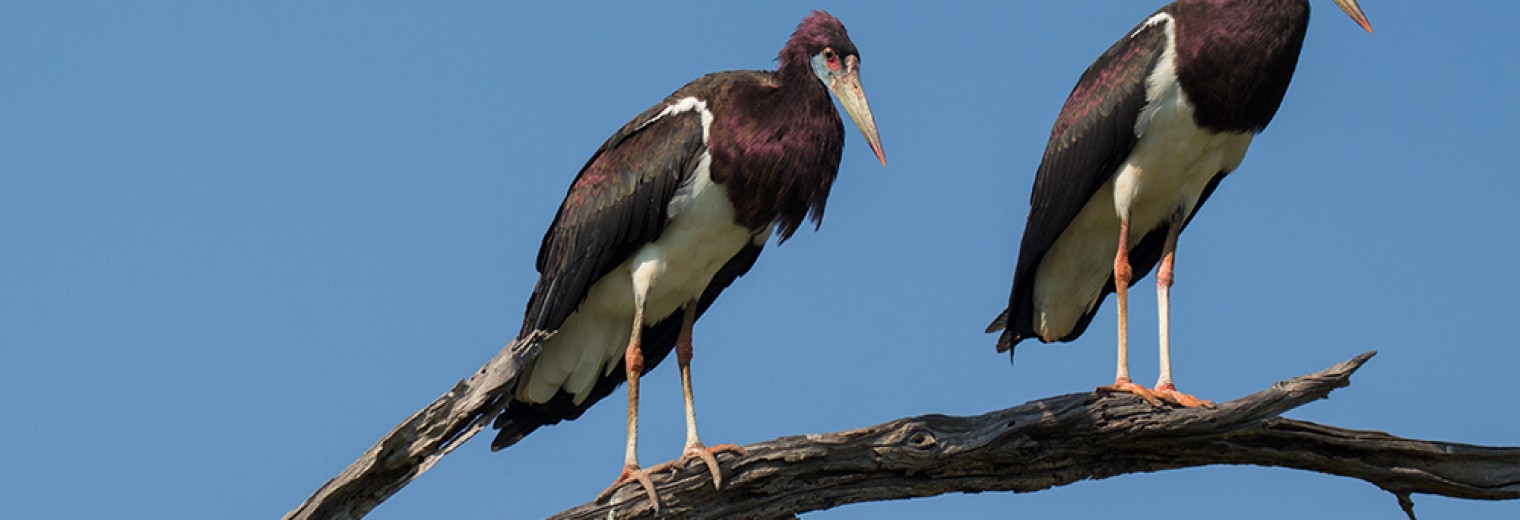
<box><xmin>778</xmin><ymin>10</ymin><xmax>860</xmax><ymax>84</ymax></box>
<box><xmin>697</xmin><ymin>10</ymin><xmax>884</xmax><ymax>241</ymax></box>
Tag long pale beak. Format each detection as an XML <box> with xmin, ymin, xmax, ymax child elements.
<box><xmin>829</xmin><ymin>62</ymin><xmax>887</xmax><ymax>166</ymax></box>
<box><xmin>1333</xmin><ymin>0</ymin><xmax>1373</xmax><ymax>33</ymax></box>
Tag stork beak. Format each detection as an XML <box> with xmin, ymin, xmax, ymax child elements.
<box><xmin>829</xmin><ymin>62</ymin><xmax>887</xmax><ymax>166</ymax></box>
<box><xmin>1332</xmin><ymin>0</ymin><xmax>1373</xmax><ymax>33</ymax></box>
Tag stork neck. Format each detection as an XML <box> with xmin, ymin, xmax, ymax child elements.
<box><xmin>1172</xmin><ymin>0</ymin><xmax>1311</xmax><ymax>132</ymax></box>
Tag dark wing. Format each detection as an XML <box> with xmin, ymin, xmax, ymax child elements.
<box><xmin>518</xmin><ymin>96</ymin><xmax>708</xmax><ymax>337</ymax></box>
<box><xmin>496</xmin><ymin>72</ymin><xmax>772</xmax><ymax>449</ymax></box>
<box><xmin>989</xmin><ymin>12</ymin><xmax>1171</xmax><ymax>351</ymax></box>
<box><xmin>493</xmin><ymin>241</ymin><xmax>764</xmax><ymax>449</ymax></box>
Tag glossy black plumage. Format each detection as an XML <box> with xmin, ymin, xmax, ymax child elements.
<box><xmin>990</xmin><ymin>19</ymin><xmax>1171</xmax><ymax>349</ymax></box>
<box><xmin>519</xmin><ymin>92</ymin><xmax>710</xmax><ymax>338</ymax></box>
<box><xmin>989</xmin><ymin>0</ymin><xmax>1368</xmax><ymax>354</ymax></box>
<box><xmin>491</xmin><ymin>11</ymin><xmax>884</xmax><ymax>455</ymax></box>
<box><xmin>495</xmin><ymin>242</ymin><xmax>762</xmax><ymax>448</ymax></box>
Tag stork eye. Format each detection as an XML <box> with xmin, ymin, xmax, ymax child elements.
<box><xmin>821</xmin><ymin>48</ymin><xmax>841</xmax><ymax>70</ymax></box>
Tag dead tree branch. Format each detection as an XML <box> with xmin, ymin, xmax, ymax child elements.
<box><xmin>283</xmin><ymin>333</ymin><xmax>547</xmax><ymax>520</ymax></box>
<box><xmin>285</xmin><ymin>348</ymin><xmax>1519</xmax><ymax>519</ymax></box>
<box><xmin>554</xmin><ymin>351</ymin><xmax>1520</xmax><ymax>519</ymax></box>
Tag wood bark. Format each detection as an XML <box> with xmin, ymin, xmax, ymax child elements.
<box><xmin>284</xmin><ymin>332</ymin><xmax>548</xmax><ymax>520</ymax></box>
<box><xmin>553</xmin><ymin>351</ymin><xmax>1520</xmax><ymax>519</ymax></box>
<box><xmin>286</xmin><ymin>349</ymin><xmax>1520</xmax><ymax>520</ymax></box>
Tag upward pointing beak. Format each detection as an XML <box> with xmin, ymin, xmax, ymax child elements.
<box><xmin>829</xmin><ymin>63</ymin><xmax>887</xmax><ymax>166</ymax></box>
<box><xmin>1333</xmin><ymin>0</ymin><xmax>1374</xmax><ymax>33</ymax></box>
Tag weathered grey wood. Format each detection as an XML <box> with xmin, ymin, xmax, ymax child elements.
<box><xmin>283</xmin><ymin>332</ymin><xmax>547</xmax><ymax>520</ymax></box>
<box><xmin>554</xmin><ymin>351</ymin><xmax>1520</xmax><ymax>519</ymax></box>
<box><xmin>285</xmin><ymin>348</ymin><xmax>1519</xmax><ymax>520</ymax></box>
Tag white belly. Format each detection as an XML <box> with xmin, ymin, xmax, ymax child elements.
<box><xmin>1030</xmin><ymin>85</ymin><xmax>1253</xmax><ymax>342</ymax></box>
<box><xmin>518</xmin><ymin>157</ymin><xmax>765</xmax><ymax>405</ymax></box>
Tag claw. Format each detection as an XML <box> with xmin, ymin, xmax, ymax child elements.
<box><xmin>596</xmin><ymin>464</ymin><xmax>661</xmax><ymax>512</ymax></box>
<box><xmin>651</xmin><ymin>442</ymin><xmax>747</xmax><ymax>490</ymax></box>
<box><xmin>690</xmin><ymin>443</ymin><xmax>746</xmax><ymax>490</ymax></box>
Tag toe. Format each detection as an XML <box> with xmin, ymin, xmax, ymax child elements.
<box><xmin>596</xmin><ymin>464</ymin><xmax>662</xmax><ymax>512</ymax></box>
<box><xmin>1153</xmin><ymin>384</ymin><xmax>1216</xmax><ymax>409</ymax></box>
<box><xmin>1098</xmin><ymin>381</ymin><xmax>1164</xmax><ymax>407</ymax></box>
<box><xmin>680</xmin><ymin>442</ymin><xmax>748</xmax><ymax>490</ymax></box>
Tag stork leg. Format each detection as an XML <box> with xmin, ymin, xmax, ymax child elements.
<box><xmin>1098</xmin><ymin>214</ymin><xmax>1163</xmax><ymax>406</ymax></box>
<box><xmin>1153</xmin><ymin>212</ymin><xmax>1214</xmax><ymax>408</ymax></box>
<box><xmin>650</xmin><ymin>303</ymin><xmax>746</xmax><ymax>489</ymax></box>
<box><xmin>596</xmin><ymin>298</ymin><xmax>660</xmax><ymax>510</ymax></box>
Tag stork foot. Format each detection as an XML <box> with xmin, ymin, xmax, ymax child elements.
<box><xmin>1153</xmin><ymin>383</ymin><xmax>1215</xmax><ymax>408</ymax></box>
<box><xmin>651</xmin><ymin>442</ymin><xmax>747</xmax><ymax>490</ymax></box>
<box><xmin>596</xmin><ymin>464</ymin><xmax>661</xmax><ymax>512</ymax></box>
<box><xmin>1098</xmin><ymin>377</ymin><xmax>1164</xmax><ymax>407</ymax></box>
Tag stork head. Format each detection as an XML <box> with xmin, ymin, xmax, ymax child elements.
<box><xmin>783</xmin><ymin>11</ymin><xmax>887</xmax><ymax>166</ymax></box>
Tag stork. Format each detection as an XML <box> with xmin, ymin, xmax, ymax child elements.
<box><xmin>988</xmin><ymin>0</ymin><xmax>1371</xmax><ymax>407</ymax></box>
<box><xmin>492</xmin><ymin>10</ymin><xmax>885</xmax><ymax>508</ymax></box>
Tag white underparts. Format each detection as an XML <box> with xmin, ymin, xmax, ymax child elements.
<box><xmin>518</xmin><ymin>98</ymin><xmax>766</xmax><ymax>405</ymax></box>
<box><xmin>1031</xmin><ymin>15</ymin><xmax>1253</xmax><ymax>342</ymax></box>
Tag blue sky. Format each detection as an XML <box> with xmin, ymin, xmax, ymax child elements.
<box><xmin>4</xmin><ymin>2</ymin><xmax>1518</xmax><ymax>518</ymax></box>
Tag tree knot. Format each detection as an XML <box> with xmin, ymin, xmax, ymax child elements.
<box><xmin>905</xmin><ymin>429</ymin><xmax>938</xmax><ymax>451</ymax></box>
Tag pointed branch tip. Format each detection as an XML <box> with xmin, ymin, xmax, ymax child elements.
<box><xmin>1396</xmin><ymin>490</ymin><xmax>1417</xmax><ymax>520</ymax></box>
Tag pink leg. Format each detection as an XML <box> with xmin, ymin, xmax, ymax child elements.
<box><xmin>650</xmin><ymin>304</ymin><xmax>746</xmax><ymax>489</ymax></box>
<box><xmin>596</xmin><ymin>301</ymin><xmax>662</xmax><ymax>510</ymax></box>
<box><xmin>1097</xmin><ymin>214</ymin><xmax>1163</xmax><ymax>407</ymax></box>
<box><xmin>1153</xmin><ymin>213</ymin><xmax>1214</xmax><ymax>408</ymax></box>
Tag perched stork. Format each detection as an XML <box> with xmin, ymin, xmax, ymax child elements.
<box><xmin>491</xmin><ymin>11</ymin><xmax>884</xmax><ymax>507</ymax></box>
<box><xmin>987</xmin><ymin>0</ymin><xmax>1371</xmax><ymax>407</ymax></box>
